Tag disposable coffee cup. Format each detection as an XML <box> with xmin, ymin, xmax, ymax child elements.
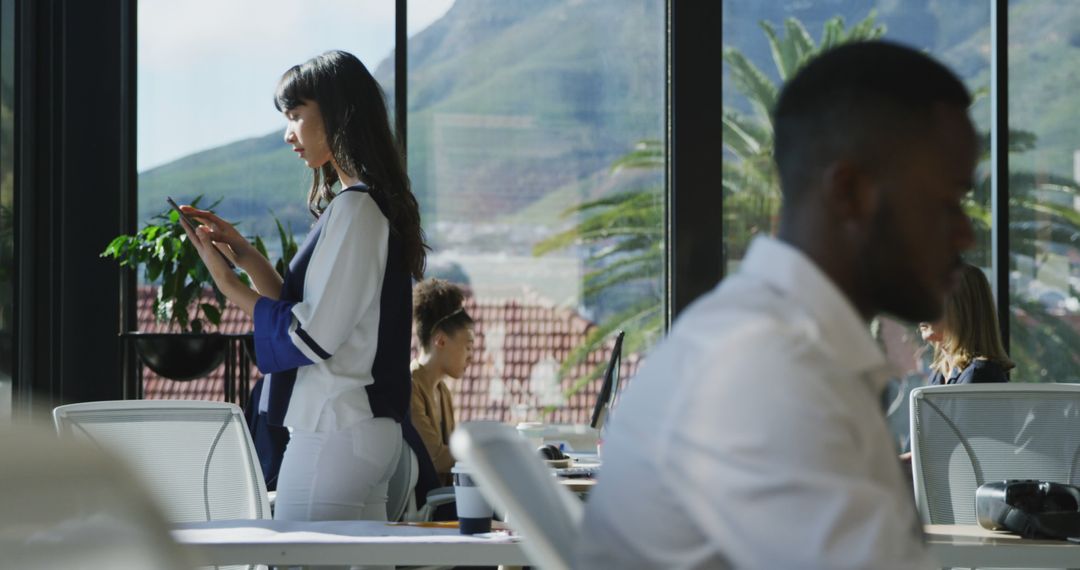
<box><xmin>515</xmin><ymin>421</ymin><xmax>545</xmax><ymax>450</ymax></box>
<box><xmin>452</xmin><ymin>463</ymin><xmax>494</xmax><ymax>534</ymax></box>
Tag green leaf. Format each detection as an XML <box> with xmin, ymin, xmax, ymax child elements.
<box><xmin>253</xmin><ymin>235</ymin><xmax>269</xmax><ymax>259</ymax></box>
<box><xmin>101</xmin><ymin>235</ymin><xmax>130</xmax><ymax>258</ymax></box>
<box><xmin>200</xmin><ymin>303</ymin><xmax>222</xmax><ymax>326</ymax></box>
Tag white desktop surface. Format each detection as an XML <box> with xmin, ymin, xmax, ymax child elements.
<box><xmin>176</xmin><ymin>519</ymin><xmax>1065</xmax><ymax>568</ymax></box>
<box><xmin>926</xmin><ymin>524</ymin><xmax>1080</xmax><ymax>568</ymax></box>
<box><xmin>172</xmin><ymin>519</ymin><xmax>528</xmax><ymax>567</ymax></box>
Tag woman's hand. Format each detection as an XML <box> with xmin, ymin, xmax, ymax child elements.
<box><xmin>176</xmin><ymin>204</ymin><xmax>260</xmax><ymax>315</ymax></box>
<box><xmin>176</xmin><ymin>208</ymin><xmax>238</xmax><ymax>283</ymax></box>
<box><xmin>181</xmin><ymin>204</ymin><xmax>285</xmax><ymax>301</ymax></box>
<box><xmin>180</xmin><ymin>206</ymin><xmax>263</xmax><ymax>269</ymax></box>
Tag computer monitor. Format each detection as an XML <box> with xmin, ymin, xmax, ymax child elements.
<box><xmin>590</xmin><ymin>330</ymin><xmax>626</xmax><ymax>430</ymax></box>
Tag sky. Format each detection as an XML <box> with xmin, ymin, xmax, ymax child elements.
<box><xmin>137</xmin><ymin>0</ymin><xmax>455</xmax><ymax>172</ymax></box>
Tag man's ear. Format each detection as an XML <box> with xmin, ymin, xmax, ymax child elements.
<box><xmin>433</xmin><ymin>331</ymin><xmax>447</xmax><ymax>348</ymax></box>
<box><xmin>822</xmin><ymin>159</ymin><xmax>879</xmax><ymax>223</ymax></box>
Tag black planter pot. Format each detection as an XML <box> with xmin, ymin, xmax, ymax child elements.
<box><xmin>129</xmin><ymin>332</ymin><xmax>228</xmax><ymax>381</ymax></box>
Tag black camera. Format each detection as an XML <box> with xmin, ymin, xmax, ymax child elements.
<box><xmin>976</xmin><ymin>480</ymin><xmax>1080</xmax><ymax>540</ymax></box>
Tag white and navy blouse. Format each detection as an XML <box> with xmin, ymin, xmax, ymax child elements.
<box><xmin>253</xmin><ymin>184</ymin><xmax>413</xmax><ymax>432</ymax></box>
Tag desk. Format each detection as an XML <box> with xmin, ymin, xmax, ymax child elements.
<box><xmin>560</xmin><ymin>477</ymin><xmax>597</xmax><ymax>494</ymax></box>
<box><xmin>173</xmin><ymin>519</ymin><xmax>529</xmax><ymax>567</ymax></box>
<box><xmin>926</xmin><ymin>524</ymin><xmax>1080</xmax><ymax>568</ymax></box>
<box><xmin>177</xmin><ymin>520</ymin><xmax>1080</xmax><ymax>567</ymax></box>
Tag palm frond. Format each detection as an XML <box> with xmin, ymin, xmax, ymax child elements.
<box><xmin>722</xmin><ymin>47</ymin><xmax>778</xmax><ymax>120</ymax></box>
<box><xmin>610</xmin><ymin>140</ymin><xmax>663</xmax><ymax>173</ymax></box>
<box><xmin>784</xmin><ymin>18</ymin><xmax>816</xmax><ymax>67</ymax></box>
<box><xmin>760</xmin><ymin>20</ymin><xmax>796</xmax><ymax>82</ymax></box>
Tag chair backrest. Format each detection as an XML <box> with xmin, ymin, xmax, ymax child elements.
<box><xmin>386</xmin><ymin>439</ymin><xmax>419</xmax><ymax>522</ymax></box>
<box><xmin>1</xmin><ymin>421</ymin><xmax>194</xmax><ymax>570</ymax></box>
<box><xmin>450</xmin><ymin>421</ymin><xmax>584</xmax><ymax>570</ymax></box>
<box><xmin>910</xmin><ymin>383</ymin><xmax>1080</xmax><ymax>524</ymax></box>
<box><xmin>53</xmin><ymin>400</ymin><xmax>271</xmax><ymax>523</ymax></box>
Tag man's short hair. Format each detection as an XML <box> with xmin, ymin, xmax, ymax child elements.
<box><xmin>773</xmin><ymin>40</ymin><xmax>971</xmax><ymax>205</ymax></box>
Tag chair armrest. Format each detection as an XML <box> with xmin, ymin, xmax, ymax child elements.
<box><xmin>407</xmin><ymin>486</ymin><xmax>456</xmax><ymax>522</ymax></box>
<box><xmin>425</xmin><ymin>486</ymin><xmax>455</xmax><ymax>507</ymax></box>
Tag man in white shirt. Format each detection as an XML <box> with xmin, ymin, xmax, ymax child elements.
<box><xmin>576</xmin><ymin>41</ymin><xmax>976</xmax><ymax>568</ymax></box>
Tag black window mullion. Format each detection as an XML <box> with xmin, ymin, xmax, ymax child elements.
<box><xmin>991</xmin><ymin>0</ymin><xmax>1010</xmax><ymax>351</ymax></box>
<box><xmin>395</xmin><ymin>0</ymin><xmax>406</xmax><ymax>163</ymax></box>
<box><xmin>669</xmin><ymin>1</ymin><xmax>724</xmax><ymax>323</ymax></box>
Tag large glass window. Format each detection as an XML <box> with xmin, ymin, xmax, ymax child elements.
<box><xmin>138</xmin><ymin>0</ymin><xmax>398</xmax><ymax>244</ymax></box>
<box><xmin>135</xmin><ymin>0</ymin><xmax>666</xmax><ymax>417</ymax></box>
<box><xmin>1007</xmin><ymin>0</ymin><xmax>1080</xmax><ymax>382</ymax></box>
<box><xmin>722</xmin><ymin>1</ymin><xmax>992</xmax><ymax>389</ymax></box>
<box><xmin>136</xmin><ymin>1</ymin><xmax>397</xmax><ymax>398</ymax></box>
<box><xmin>407</xmin><ymin>0</ymin><xmax>666</xmax><ymax>424</ymax></box>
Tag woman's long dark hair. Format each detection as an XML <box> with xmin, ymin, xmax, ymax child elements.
<box><xmin>274</xmin><ymin>50</ymin><xmax>428</xmax><ymax>280</ymax></box>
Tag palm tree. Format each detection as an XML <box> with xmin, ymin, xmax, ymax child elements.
<box><xmin>534</xmin><ymin>14</ymin><xmax>884</xmax><ymax>394</ymax></box>
<box><xmin>533</xmin><ymin>140</ymin><xmax>664</xmax><ymax>394</ymax></box>
<box><xmin>540</xmin><ymin>10</ymin><xmax>1080</xmax><ymax>391</ymax></box>
<box><xmin>721</xmin><ymin>14</ymin><xmax>885</xmax><ymax>259</ymax></box>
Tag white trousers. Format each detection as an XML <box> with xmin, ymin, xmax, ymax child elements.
<box><xmin>274</xmin><ymin>416</ymin><xmax>401</xmax><ymax>522</ymax></box>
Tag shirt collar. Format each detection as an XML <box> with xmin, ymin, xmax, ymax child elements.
<box><xmin>739</xmin><ymin>236</ymin><xmax>893</xmax><ymax>391</ymax></box>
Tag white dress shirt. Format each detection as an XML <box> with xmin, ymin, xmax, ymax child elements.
<box><xmin>576</xmin><ymin>236</ymin><xmax>934</xmax><ymax>569</ymax></box>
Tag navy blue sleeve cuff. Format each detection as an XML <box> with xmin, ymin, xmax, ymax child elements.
<box><xmin>254</xmin><ymin>297</ymin><xmax>316</xmax><ymax>373</ymax></box>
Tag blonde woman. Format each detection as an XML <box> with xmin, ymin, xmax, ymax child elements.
<box><xmin>919</xmin><ymin>263</ymin><xmax>1014</xmax><ymax>385</ymax></box>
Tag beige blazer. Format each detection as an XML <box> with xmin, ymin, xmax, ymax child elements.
<box><xmin>409</xmin><ymin>363</ymin><xmax>457</xmax><ymax>486</ymax></box>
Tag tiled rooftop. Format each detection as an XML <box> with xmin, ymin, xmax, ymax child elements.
<box><xmin>138</xmin><ymin>286</ymin><xmax>640</xmax><ymax>424</ymax></box>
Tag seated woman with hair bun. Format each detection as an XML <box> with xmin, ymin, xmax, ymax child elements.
<box><xmin>919</xmin><ymin>263</ymin><xmax>1014</xmax><ymax>385</ymax></box>
<box><xmin>411</xmin><ymin>278</ymin><xmax>475</xmax><ymax>486</ymax></box>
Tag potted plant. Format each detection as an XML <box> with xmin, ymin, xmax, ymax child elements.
<box><xmin>101</xmin><ymin>197</ymin><xmax>297</xmax><ymax>381</ymax></box>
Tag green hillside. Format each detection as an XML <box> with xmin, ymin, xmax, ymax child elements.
<box><xmin>386</xmin><ymin>0</ymin><xmax>663</xmax><ymax>227</ymax></box>
<box><xmin>138</xmin><ymin>131</ymin><xmax>311</xmax><ymax>239</ymax></box>
<box><xmin>141</xmin><ymin>0</ymin><xmax>1080</xmax><ymax>242</ymax></box>
<box><xmin>999</xmin><ymin>1</ymin><xmax>1080</xmax><ymax>179</ymax></box>
<box><xmin>139</xmin><ymin>0</ymin><xmax>664</xmax><ymax>240</ymax></box>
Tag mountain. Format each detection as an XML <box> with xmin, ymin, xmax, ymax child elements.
<box><xmin>143</xmin><ymin>1</ymin><xmax>1080</xmax><ymax>242</ymax></box>
<box><xmin>138</xmin><ymin>0</ymin><xmax>665</xmax><ymax>241</ymax></box>
<box><xmin>138</xmin><ymin>131</ymin><xmax>311</xmax><ymax>240</ymax></box>
<box><xmin>382</xmin><ymin>0</ymin><xmax>664</xmax><ymax>226</ymax></box>
<box><xmin>721</xmin><ymin>0</ymin><xmax>991</xmax><ymax>113</ymax></box>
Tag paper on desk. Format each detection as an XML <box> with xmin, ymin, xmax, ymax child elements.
<box><xmin>172</xmin><ymin>519</ymin><xmax>519</xmax><ymax>543</ymax></box>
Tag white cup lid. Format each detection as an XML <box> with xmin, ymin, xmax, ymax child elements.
<box><xmin>451</xmin><ymin>462</ymin><xmax>470</xmax><ymax>474</ymax></box>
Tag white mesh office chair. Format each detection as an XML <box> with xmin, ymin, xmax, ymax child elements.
<box><xmin>53</xmin><ymin>400</ymin><xmax>271</xmax><ymax>523</ymax></box>
<box><xmin>450</xmin><ymin>421</ymin><xmax>583</xmax><ymax>570</ymax></box>
<box><xmin>390</xmin><ymin>445</ymin><xmax>457</xmax><ymax>523</ymax></box>
<box><xmin>1</xmin><ymin>421</ymin><xmax>194</xmax><ymax>570</ymax></box>
<box><xmin>910</xmin><ymin>383</ymin><xmax>1080</xmax><ymax>525</ymax></box>
<box><xmin>387</xmin><ymin>438</ymin><xmax>419</xmax><ymax>522</ymax></box>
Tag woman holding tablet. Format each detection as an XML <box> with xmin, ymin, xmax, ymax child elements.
<box><xmin>178</xmin><ymin>49</ymin><xmax>428</xmax><ymax>524</ymax></box>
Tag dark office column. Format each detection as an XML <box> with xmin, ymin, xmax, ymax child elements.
<box><xmin>15</xmin><ymin>0</ymin><xmax>134</xmax><ymax>416</ymax></box>
<box><xmin>668</xmin><ymin>1</ymin><xmax>724</xmax><ymax>323</ymax></box>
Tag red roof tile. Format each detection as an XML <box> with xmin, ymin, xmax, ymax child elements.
<box><xmin>138</xmin><ymin>286</ymin><xmax>640</xmax><ymax>424</ymax></box>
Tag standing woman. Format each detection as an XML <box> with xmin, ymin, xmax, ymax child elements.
<box><xmin>919</xmin><ymin>263</ymin><xmax>1014</xmax><ymax>385</ymax></box>
<box><xmin>179</xmin><ymin>50</ymin><xmax>427</xmax><ymax>522</ymax></box>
